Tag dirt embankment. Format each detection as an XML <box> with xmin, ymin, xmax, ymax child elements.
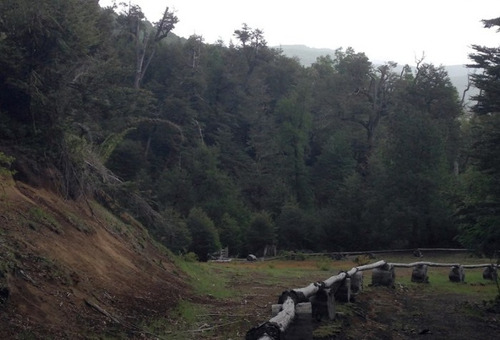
<box><xmin>0</xmin><ymin>177</ymin><xmax>188</xmax><ymax>339</ymax></box>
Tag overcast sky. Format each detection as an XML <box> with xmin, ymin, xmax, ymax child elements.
<box><xmin>100</xmin><ymin>0</ymin><xmax>499</xmax><ymax>66</ymax></box>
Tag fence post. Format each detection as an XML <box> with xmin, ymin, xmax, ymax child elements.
<box><xmin>334</xmin><ymin>278</ymin><xmax>351</xmax><ymax>303</ymax></box>
<box><xmin>483</xmin><ymin>265</ymin><xmax>498</xmax><ymax>281</ymax></box>
<box><xmin>350</xmin><ymin>271</ymin><xmax>363</xmax><ymax>295</ymax></box>
<box><xmin>310</xmin><ymin>287</ymin><xmax>336</xmax><ymax>321</ymax></box>
<box><xmin>371</xmin><ymin>263</ymin><xmax>395</xmax><ymax>287</ymax></box>
<box><xmin>411</xmin><ymin>264</ymin><xmax>429</xmax><ymax>283</ymax></box>
<box><xmin>449</xmin><ymin>265</ymin><xmax>465</xmax><ymax>282</ymax></box>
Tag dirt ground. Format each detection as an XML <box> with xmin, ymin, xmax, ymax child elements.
<box><xmin>0</xmin><ymin>178</ymin><xmax>498</xmax><ymax>339</ymax></box>
<box><xmin>0</xmin><ymin>180</ymin><xmax>189</xmax><ymax>339</ymax></box>
<box><xmin>338</xmin><ymin>284</ymin><xmax>500</xmax><ymax>340</ymax></box>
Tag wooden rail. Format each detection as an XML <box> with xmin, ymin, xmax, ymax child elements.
<box><xmin>245</xmin><ymin>259</ymin><xmax>498</xmax><ymax>340</ymax></box>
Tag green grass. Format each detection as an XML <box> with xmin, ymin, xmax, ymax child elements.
<box><xmin>28</xmin><ymin>207</ymin><xmax>63</xmax><ymax>234</ymax></box>
<box><xmin>393</xmin><ymin>267</ymin><xmax>498</xmax><ymax>298</ymax></box>
<box><xmin>145</xmin><ymin>254</ymin><xmax>499</xmax><ymax>339</ymax></box>
<box><xmin>175</xmin><ymin>260</ymin><xmax>235</xmax><ymax>299</ymax></box>
<box><xmin>65</xmin><ymin>212</ymin><xmax>93</xmax><ymax>233</ymax></box>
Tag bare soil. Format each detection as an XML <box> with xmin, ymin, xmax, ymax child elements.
<box><xmin>0</xmin><ymin>179</ymin><xmax>189</xmax><ymax>339</ymax></box>
<box><xmin>339</xmin><ymin>284</ymin><xmax>500</xmax><ymax>340</ymax></box>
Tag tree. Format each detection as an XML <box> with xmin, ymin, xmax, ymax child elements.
<box><xmin>186</xmin><ymin>207</ymin><xmax>220</xmax><ymax>261</ymax></box>
<box><xmin>276</xmin><ymin>201</ymin><xmax>318</xmax><ymax>251</ymax></box>
<box><xmin>246</xmin><ymin>212</ymin><xmax>275</xmax><ymax>254</ymax></box>
<box><xmin>456</xmin><ymin>17</ymin><xmax>500</xmax><ymax>256</ymax></box>
<box><xmin>274</xmin><ymin>87</ymin><xmax>313</xmax><ymax>207</ymax></box>
<box><xmin>372</xmin><ymin>105</ymin><xmax>455</xmax><ymax>247</ymax></box>
<box><xmin>311</xmin><ymin>131</ymin><xmax>356</xmax><ymax>207</ymax></box>
<box><xmin>115</xmin><ymin>3</ymin><xmax>178</xmax><ymax>89</ymax></box>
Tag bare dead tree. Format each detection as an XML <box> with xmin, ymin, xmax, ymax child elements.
<box><xmin>133</xmin><ymin>6</ymin><xmax>178</xmax><ymax>89</ymax></box>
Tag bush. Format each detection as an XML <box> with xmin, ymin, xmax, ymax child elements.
<box><xmin>182</xmin><ymin>252</ymin><xmax>198</xmax><ymax>262</ymax></box>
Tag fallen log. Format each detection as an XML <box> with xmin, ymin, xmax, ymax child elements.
<box><xmin>247</xmin><ymin>260</ymin><xmax>388</xmax><ymax>339</ymax></box>
<box><xmin>84</xmin><ymin>298</ymin><xmax>121</xmax><ymax>324</ymax></box>
<box><xmin>391</xmin><ymin>262</ymin><xmax>499</xmax><ymax>269</ymax></box>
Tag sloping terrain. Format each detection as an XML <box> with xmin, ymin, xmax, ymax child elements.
<box><xmin>1</xmin><ymin>174</ymin><xmax>499</xmax><ymax>339</ymax></box>
<box><xmin>0</xmin><ymin>175</ymin><xmax>188</xmax><ymax>339</ymax></box>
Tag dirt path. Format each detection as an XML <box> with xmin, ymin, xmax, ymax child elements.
<box><xmin>332</xmin><ymin>284</ymin><xmax>500</xmax><ymax>340</ymax></box>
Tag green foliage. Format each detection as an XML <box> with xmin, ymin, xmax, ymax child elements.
<box><xmin>0</xmin><ymin>0</ymin><xmax>483</xmax><ymax>256</ymax></box>
<box><xmin>186</xmin><ymin>207</ymin><xmax>220</xmax><ymax>261</ymax></box>
<box><xmin>312</xmin><ymin>132</ymin><xmax>356</xmax><ymax>207</ymax></box>
<box><xmin>457</xmin><ymin>19</ymin><xmax>500</xmax><ymax>256</ymax></box>
<box><xmin>182</xmin><ymin>252</ymin><xmax>199</xmax><ymax>262</ymax></box>
<box><xmin>218</xmin><ymin>213</ymin><xmax>242</xmax><ymax>256</ymax></box>
<box><xmin>276</xmin><ymin>201</ymin><xmax>318</xmax><ymax>251</ymax></box>
<box><xmin>158</xmin><ymin>208</ymin><xmax>192</xmax><ymax>255</ymax></box>
<box><xmin>0</xmin><ymin>152</ymin><xmax>15</xmax><ymax>177</ymax></box>
<box><xmin>246</xmin><ymin>212</ymin><xmax>275</xmax><ymax>254</ymax></box>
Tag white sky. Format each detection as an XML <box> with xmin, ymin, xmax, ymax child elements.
<box><xmin>100</xmin><ymin>0</ymin><xmax>500</xmax><ymax>66</ymax></box>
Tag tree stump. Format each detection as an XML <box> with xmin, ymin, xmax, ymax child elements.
<box><xmin>350</xmin><ymin>271</ymin><xmax>363</xmax><ymax>294</ymax></box>
<box><xmin>334</xmin><ymin>278</ymin><xmax>351</xmax><ymax>303</ymax></box>
<box><xmin>310</xmin><ymin>288</ymin><xmax>335</xmax><ymax>321</ymax></box>
<box><xmin>483</xmin><ymin>265</ymin><xmax>498</xmax><ymax>281</ymax></box>
<box><xmin>371</xmin><ymin>263</ymin><xmax>395</xmax><ymax>287</ymax></box>
<box><xmin>411</xmin><ymin>264</ymin><xmax>429</xmax><ymax>283</ymax></box>
<box><xmin>449</xmin><ymin>265</ymin><xmax>465</xmax><ymax>282</ymax></box>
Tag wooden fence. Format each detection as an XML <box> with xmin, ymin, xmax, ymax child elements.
<box><xmin>245</xmin><ymin>258</ymin><xmax>499</xmax><ymax>340</ymax></box>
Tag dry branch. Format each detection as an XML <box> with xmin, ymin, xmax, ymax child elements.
<box><xmin>84</xmin><ymin>298</ymin><xmax>120</xmax><ymax>324</ymax></box>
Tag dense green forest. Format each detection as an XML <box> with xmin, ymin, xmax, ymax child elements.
<box><xmin>1</xmin><ymin>1</ymin><xmax>499</xmax><ymax>260</ymax></box>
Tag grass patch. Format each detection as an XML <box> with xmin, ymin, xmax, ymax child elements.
<box><xmin>175</xmin><ymin>260</ymin><xmax>234</xmax><ymax>299</ymax></box>
<box><xmin>313</xmin><ymin>320</ymin><xmax>343</xmax><ymax>338</ymax></box>
<box><xmin>143</xmin><ymin>300</ymin><xmax>212</xmax><ymax>339</ymax></box>
<box><xmin>315</xmin><ymin>256</ymin><xmax>333</xmax><ymax>271</ymax></box>
<box><xmin>392</xmin><ymin>266</ymin><xmax>498</xmax><ymax>299</ymax></box>
<box><xmin>28</xmin><ymin>207</ymin><xmax>63</xmax><ymax>234</ymax></box>
<box><xmin>66</xmin><ymin>212</ymin><xmax>93</xmax><ymax>234</ymax></box>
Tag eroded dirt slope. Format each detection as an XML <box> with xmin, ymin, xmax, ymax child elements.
<box><xmin>0</xmin><ymin>178</ymin><xmax>187</xmax><ymax>339</ymax></box>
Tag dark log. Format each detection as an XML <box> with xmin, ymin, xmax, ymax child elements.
<box><xmin>334</xmin><ymin>277</ymin><xmax>351</xmax><ymax>303</ymax></box>
<box><xmin>371</xmin><ymin>263</ymin><xmax>395</xmax><ymax>287</ymax></box>
<box><xmin>310</xmin><ymin>288</ymin><xmax>335</xmax><ymax>321</ymax></box>
<box><xmin>350</xmin><ymin>271</ymin><xmax>364</xmax><ymax>294</ymax></box>
<box><xmin>449</xmin><ymin>265</ymin><xmax>465</xmax><ymax>282</ymax></box>
<box><xmin>411</xmin><ymin>264</ymin><xmax>429</xmax><ymax>283</ymax></box>
<box><xmin>483</xmin><ymin>265</ymin><xmax>498</xmax><ymax>280</ymax></box>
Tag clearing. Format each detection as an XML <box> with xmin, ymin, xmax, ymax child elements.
<box><xmin>0</xmin><ymin>176</ymin><xmax>498</xmax><ymax>339</ymax></box>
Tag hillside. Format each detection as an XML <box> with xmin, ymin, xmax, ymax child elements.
<box><xmin>0</xmin><ymin>174</ymin><xmax>188</xmax><ymax>339</ymax></box>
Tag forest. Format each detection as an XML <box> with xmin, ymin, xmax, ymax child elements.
<box><xmin>0</xmin><ymin>1</ymin><xmax>499</xmax><ymax>261</ymax></box>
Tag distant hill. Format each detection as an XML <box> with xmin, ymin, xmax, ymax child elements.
<box><xmin>275</xmin><ymin>44</ymin><xmax>339</xmax><ymax>66</ymax></box>
<box><xmin>276</xmin><ymin>44</ymin><xmax>477</xmax><ymax>104</ymax></box>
